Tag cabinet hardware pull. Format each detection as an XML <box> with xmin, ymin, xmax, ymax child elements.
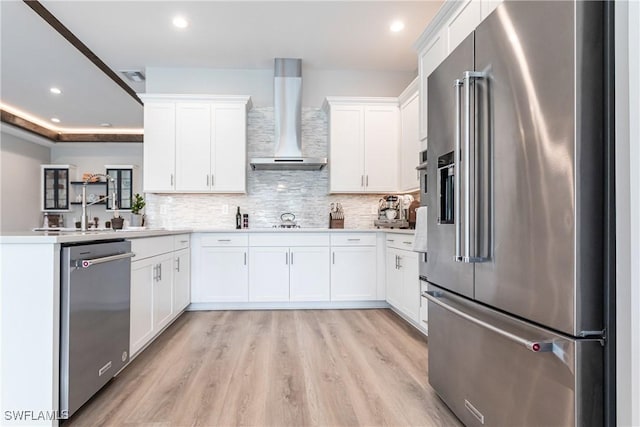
<box><xmin>170</xmin><ymin>174</ymin><xmax>174</xmax><ymax>187</ymax></box>
<box><xmin>403</xmin><ymin>241</ymin><xmax>412</xmax><ymax>245</ymax></box>
<box><xmin>285</xmin><ymin>252</ymin><xmax>289</xmax><ymax>265</ymax></box>
<box><xmin>395</xmin><ymin>255</ymin><xmax>398</xmax><ymax>269</ymax></box>
<box><xmin>244</xmin><ymin>252</ymin><xmax>247</xmax><ymax>265</ymax></box>
<box><xmin>386</xmin><ymin>239</ymin><xmax>394</xmax><ymax>243</ymax></box>
<box><xmin>332</xmin><ymin>252</ymin><xmax>335</xmax><ymax>264</ymax></box>
<box><xmin>211</xmin><ymin>174</ymin><xmax>215</xmax><ymax>187</ymax></box>
<box><xmin>366</xmin><ymin>175</ymin><xmax>369</xmax><ymax>187</ymax></box>
<box><xmin>180</xmin><ymin>240</ymin><xmax>189</xmax><ymax>243</ymax></box>
<box><xmin>218</xmin><ymin>239</ymin><xmax>231</xmax><ymax>242</ymax></box>
<box><xmin>206</xmin><ymin>175</ymin><xmax>209</xmax><ymax>186</ymax></box>
<box><xmin>158</xmin><ymin>263</ymin><xmax>162</xmax><ymax>281</ymax></box>
<box><xmin>397</xmin><ymin>256</ymin><xmax>401</xmax><ymax>269</ymax></box>
<box><xmin>290</xmin><ymin>251</ymin><xmax>294</xmax><ymax>265</ymax></box>
<box><xmin>347</xmin><ymin>238</ymin><xmax>360</xmax><ymax>242</ymax></box>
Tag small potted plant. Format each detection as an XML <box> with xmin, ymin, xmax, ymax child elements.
<box><xmin>130</xmin><ymin>193</ymin><xmax>146</xmax><ymax>227</ymax></box>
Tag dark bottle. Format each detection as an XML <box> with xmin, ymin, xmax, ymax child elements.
<box><xmin>236</xmin><ymin>206</ymin><xmax>242</xmax><ymax>229</ymax></box>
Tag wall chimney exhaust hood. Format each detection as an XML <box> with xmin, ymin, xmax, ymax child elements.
<box><xmin>250</xmin><ymin>58</ymin><xmax>327</xmax><ymax>171</ymax></box>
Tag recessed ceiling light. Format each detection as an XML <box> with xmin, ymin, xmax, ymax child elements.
<box><xmin>50</xmin><ymin>87</ymin><xmax>62</xmax><ymax>95</ymax></box>
<box><xmin>172</xmin><ymin>16</ymin><xmax>189</xmax><ymax>29</ymax></box>
<box><xmin>100</xmin><ymin>123</ymin><xmax>112</xmax><ymax>128</ymax></box>
<box><xmin>120</xmin><ymin>70</ymin><xmax>145</xmax><ymax>82</ymax></box>
<box><xmin>51</xmin><ymin>117</ymin><xmax>61</xmax><ymax>123</ymax></box>
<box><xmin>390</xmin><ymin>21</ymin><xmax>405</xmax><ymax>33</ymax></box>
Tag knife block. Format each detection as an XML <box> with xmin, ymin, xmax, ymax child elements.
<box><xmin>329</xmin><ymin>216</ymin><xmax>344</xmax><ymax>229</ymax></box>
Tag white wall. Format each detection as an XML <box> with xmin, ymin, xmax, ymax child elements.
<box><xmin>145</xmin><ymin>67</ymin><xmax>416</xmax><ymax>107</ymax></box>
<box><xmin>50</xmin><ymin>143</ymin><xmax>143</xmax><ymax>226</ymax></box>
<box><xmin>615</xmin><ymin>0</ymin><xmax>640</xmax><ymax>425</ymax></box>
<box><xmin>0</xmin><ymin>130</ymin><xmax>51</xmax><ymax>232</ymax></box>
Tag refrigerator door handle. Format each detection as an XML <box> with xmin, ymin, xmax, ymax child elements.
<box><xmin>462</xmin><ymin>71</ymin><xmax>488</xmax><ymax>263</ymax></box>
<box><xmin>423</xmin><ymin>291</ymin><xmax>554</xmax><ymax>353</ymax></box>
<box><xmin>454</xmin><ymin>78</ymin><xmax>463</xmax><ymax>262</ymax></box>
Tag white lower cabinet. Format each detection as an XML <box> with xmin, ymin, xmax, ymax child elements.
<box><xmin>329</xmin><ymin>233</ymin><xmax>379</xmax><ymax>301</ymax></box>
<box><xmin>192</xmin><ymin>233</ymin><xmax>249</xmax><ymax>303</ymax></box>
<box><xmin>290</xmin><ymin>247</ymin><xmax>331</xmax><ymax>301</ymax></box>
<box><xmin>129</xmin><ymin>234</ymin><xmax>191</xmax><ymax>356</ymax></box>
<box><xmin>248</xmin><ymin>246</ymin><xmax>330</xmax><ymax>302</ymax></box>
<box><xmin>173</xmin><ymin>248</ymin><xmax>191</xmax><ymax>312</ymax></box>
<box><xmin>385</xmin><ymin>234</ymin><xmax>421</xmax><ymax>327</ymax></box>
<box><xmin>249</xmin><ymin>247</ymin><xmax>290</xmax><ymax>301</ymax></box>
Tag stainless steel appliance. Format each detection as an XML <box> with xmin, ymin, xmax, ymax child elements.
<box><xmin>60</xmin><ymin>240</ymin><xmax>134</xmax><ymax>418</ymax></box>
<box><xmin>416</xmin><ymin>149</ymin><xmax>427</xmax><ymax>202</ymax></box>
<box><xmin>422</xmin><ymin>2</ymin><xmax>610</xmax><ymax>426</ymax></box>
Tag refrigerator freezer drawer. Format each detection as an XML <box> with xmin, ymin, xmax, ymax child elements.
<box><xmin>426</xmin><ymin>285</ymin><xmax>602</xmax><ymax>427</ymax></box>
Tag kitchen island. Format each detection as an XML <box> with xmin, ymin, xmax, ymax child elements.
<box><xmin>0</xmin><ymin>229</ymin><xmax>190</xmax><ymax>427</ymax></box>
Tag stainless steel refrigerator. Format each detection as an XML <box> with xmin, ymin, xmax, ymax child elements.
<box><xmin>423</xmin><ymin>1</ymin><xmax>609</xmax><ymax>426</ymax></box>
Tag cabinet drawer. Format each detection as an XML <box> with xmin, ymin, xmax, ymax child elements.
<box><xmin>385</xmin><ymin>233</ymin><xmax>415</xmax><ymax>250</ymax></box>
<box><xmin>130</xmin><ymin>236</ymin><xmax>174</xmax><ymax>261</ymax></box>
<box><xmin>330</xmin><ymin>233</ymin><xmax>376</xmax><ymax>246</ymax></box>
<box><xmin>201</xmin><ymin>233</ymin><xmax>248</xmax><ymax>247</ymax></box>
<box><xmin>249</xmin><ymin>233</ymin><xmax>329</xmax><ymax>247</ymax></box>
<box><xmin>174</xmin><ymin>234</ymin><xmax>190</xmax><ymax>250</ymax></box>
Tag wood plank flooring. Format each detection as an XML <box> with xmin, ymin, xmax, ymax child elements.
<box><xmin>65</xmin><ymin>309</ymin><xmax>461</xmax><ymax>427</ymax></box>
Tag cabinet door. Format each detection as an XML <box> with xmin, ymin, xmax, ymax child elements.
<box><xmin>144</xmin><ymin>102</ymin><xmax>176</xmax><ymax>192</ymax></box>
<box><xmin>173</xmin><ymin>249</ymin><xmax>190</xmax><ymax>313</ymax></box>
<box><xmin>385</xmin><ymin>248</ymin><xmax>403</xmax><ymax>309</ymax></box>
<box><xmin>481</xmin><ymin>0</ymin><xmax>502</xmax><ymax>21</ymax></box>
<box><xmin>363</xmin><ymin>105</ymin><xmax>399</xmax><ymax>192</ymax></box>
<box><xmin>330</xmin><ymin>246</ymin><xmax>377</xmax><ymax>301</ymax></box>
<box><xmin>329</xmin><ymin>105</ymin><xmax>365</xmax><ymax>192</ymax></box>
<box><xmin>399</xmin><ymin>94</ymin><xmax>420</xmax><ymax>192</ymax></box>
<box><xmin>153</xmin><ymin>255</ymin><xmax>174</xmax><ymax>332</ymax></box>
<box><xmin>399</xmin><ymin>251</ymin><xmax>420</xmax><ymax>323</ymax></box>
<box><xmin>418</xmin><ymin>30</ymin><xmax>446</xmax><ymax>141</ymax></box>
<box><xmin>447</xmin><ymin>0</ymin><xmax>481</xmax><ymax>53</ymax></box>
<box><xmin>175</xmin><ymin>103</ymin><xmax>211</xmax><ymax>192</ymax></box>
<box><xmin>212</xmin><ymin>104</ymin><xmax>246</xmax><ymax>193</ymax></box>
<box><xmin>195</xmin><ymin>247</ymin><xmax>248</xmax><ymax>302</ymax></box>
<box><xmin>249</xmin><ymin>247</ymin><xmax>290</xmax><ymax>301</ymax></box>
<box><xmin>130</xmin><ymin>259</ymin><xmax>154</xmax><ymax>355</ymax></box>
<box><xmin>289</xmin><ymin>247</ymin><xmax>330</xmax><ymax>302</ymax></box>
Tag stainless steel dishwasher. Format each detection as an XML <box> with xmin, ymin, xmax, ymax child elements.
<box><xmin>60</xmin><ymin>240</ymin><xmax>134</xmax><ymax>418</ymax></box>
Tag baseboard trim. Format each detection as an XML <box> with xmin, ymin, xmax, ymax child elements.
<box><xmin>187</xmin><ymin>301</ymin><xmax>389</xmax><ymax>311</ymax></box>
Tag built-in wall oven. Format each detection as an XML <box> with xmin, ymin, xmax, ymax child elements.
<box><xmin>416</xmin><ymin>149</ymin><xmax>428</xmax><ymax>202</ymax></box>
<box><xmin>60</xmin><ymin>240</ymin><xmax>134</xmax><ymax>418</ymax></box>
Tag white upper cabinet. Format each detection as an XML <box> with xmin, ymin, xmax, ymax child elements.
<box><xmin>324</xmin><ymin>98</ymin><xmax>399</xmax><ymax>193</ymax></box>
<box><xmin>140</xmin><ymin>95</ymin><xmax>251</xmax><ymax>194</ymax></box>
<box><xmin>481</xmin><ymin>0</ymin><xmax>502</xmax><ymax>21</ymax></box>
<box><xmin>398</xmin><ymin>79</ymin><xmax>420</xmax><ymax>192</ymax></box>
<box><xmin>417</xmin><ymin>31</ymin><xmax>446</xmax><ymax>141</ymax></box>
<box><xmin>211</xmin><ymin>104</ymin><xmax>247</xmax><ymax>192</ymax></box>
<box><xmin>446</xmin><ymin>0</ymin><xmax>481</xmax><ymax>53</ymax></box>
<box><xmin>175</xmin><ymin>103</ymin><xmax>211</xmax><ymax>192</ymax></box>
<box><xmin>143</xmin><ymin>102</ymin><xmax>176</xmax><ymax>192</ymax></box>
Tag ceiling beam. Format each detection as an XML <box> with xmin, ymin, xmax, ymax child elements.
<box><xmin>22</xmin><ymin>0</ymin><xmax>143</xmax><ymax>106</ymax></box>
<box><xmin>1</xmin><ymin>109</ymin><xmax>143</xmax><ymax>143</ymax></box>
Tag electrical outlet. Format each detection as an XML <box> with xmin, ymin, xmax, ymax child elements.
<box><xmin>370</xmin><ymin>205</ymin><xmax>378</xmax><ymax>215</ymax></box>
<box><xmin>222</xmin><ymin>204</ymin><xmax>229</xmax><ymax>215</ymax></box>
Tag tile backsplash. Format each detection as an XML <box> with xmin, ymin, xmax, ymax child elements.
<box><xmin>145</xmin><ymin>107</ymin><xmax>412</xmax><ymax>230</ymax></box>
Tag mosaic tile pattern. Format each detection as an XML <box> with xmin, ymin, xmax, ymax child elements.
<box><xmin>145</xmin><ymin>107</ymin><xmax>407</xmax><ymax>230</ymax></box>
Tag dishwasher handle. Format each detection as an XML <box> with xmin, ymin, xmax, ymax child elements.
<box><xmin>78</xmin><ymin>252</ymin><xmax>135</xmax><ymax>269</ymax></box>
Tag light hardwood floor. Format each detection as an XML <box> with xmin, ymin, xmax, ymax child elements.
<box><xmin>66</xmin><ymin>309</ymin><xmax>461</xmax><ymax>427</ymax></box>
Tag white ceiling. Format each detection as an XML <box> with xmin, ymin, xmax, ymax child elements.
<box><xmin>0</xmin><ymin>1</ymin><xmax>442</xmax><ymax>133</ymax></box>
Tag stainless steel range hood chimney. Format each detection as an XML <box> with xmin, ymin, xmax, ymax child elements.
<box><xmin>250</xmin><ymin>58</ymin><xmax>327</xmax><ymax>171</ymax></box>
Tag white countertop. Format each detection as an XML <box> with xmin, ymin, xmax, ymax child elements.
<box><xmin>191</xmin><ymin>228</ymin><xmax>416</xmax><ymax>235</ymax></box>
<box><xmin>0</xmin><ymin>227</ymin><xmax>414</xmax><ymax>244</ymax></box>
<box><xmin>0</xmin><ymin>228</ymin><xmax>191</xmax><ymax>244</ymax></box>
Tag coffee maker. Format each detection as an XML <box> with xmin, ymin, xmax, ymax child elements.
<box><xmin>374</xmin><ymin>195</ymin><xmax>409</xmax><ymax>229</ymax></box>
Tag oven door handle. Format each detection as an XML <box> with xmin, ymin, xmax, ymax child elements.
<box><xmin>77</xmin><ymin>252</ymin><xmax>135</xmax><ymax>268</ymax></box>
